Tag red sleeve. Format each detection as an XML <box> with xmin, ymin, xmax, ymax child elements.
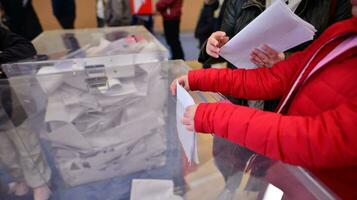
<box><xmin>194</xmin><ymin>98</ymin><xmax>357</xmax><ymax>168</ymax></box>
<box><xmin>156</xmin><ymin>0</ymin><xmax>175</xmax><ymax>11</ymax></box>
<box><xmin>188</xmin><ymin>51</ymin><xmax>306</xmax><ymax>100</ymax></box>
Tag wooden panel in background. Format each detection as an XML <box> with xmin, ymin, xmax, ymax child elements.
<box><xmin>33</xmin><ymin>0</ymin><xmax>203</xmax><ymax>32</ymax></box>
<box><xmin>33</xmin><ymin>0</ymin><xmax>97</xmax><ymax>30</ymax></box>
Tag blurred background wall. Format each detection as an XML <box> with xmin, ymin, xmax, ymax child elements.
<box><xmin>32</xmin><ymin>0</ymin><xmax>203</xmax><ymax>32</ymax></box>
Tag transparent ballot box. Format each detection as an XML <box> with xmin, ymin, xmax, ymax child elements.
<box><xmin>0</xmin><ymin>60</ymin><xmax>338</xmax><ymax>199</ymax></box>
<box><xmin>31</xmin><ymin>26</ymin><xmax>169</xmax><ymax>61</ymax></box>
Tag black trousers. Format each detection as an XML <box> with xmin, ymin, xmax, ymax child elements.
<box><xmin>52</xmin><ymin>0</ymin><xmax>76</xmax><ymax>29</ymax></box>
<box><xmin>163</xmin><ymin>19</ymin><xmax>185</xmax><ymax>60</ymax></box>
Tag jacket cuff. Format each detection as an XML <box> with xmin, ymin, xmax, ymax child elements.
<box><xmin>194</xmin><ymin>103</ymin><xmax>213</xmax><ymax>133</ymax></box>
<box><xmin>188</xmin><ymin>69</ymin><xmax>204</xmax><ymax>91</ymax></box>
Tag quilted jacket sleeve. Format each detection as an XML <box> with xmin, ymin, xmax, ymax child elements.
<box><xmin>194</xmin><ymin>98</ymin><xmax>357</xmax><ymax>168</ymax></box>
<box><xmin>189</xmin><ymin>51</ymin><xmax>305</xmax><ymax>100</ymax></box>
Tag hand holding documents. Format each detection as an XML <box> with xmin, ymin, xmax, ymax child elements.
<box><xmin>176</xmin><ymin>81</ymin><xmax>199</xmax><ymax>165</ymax></box>
<box><xmin>219</xmin><ymin>0</ymin><xmax>316</xmax><ymax>69</ymax></box>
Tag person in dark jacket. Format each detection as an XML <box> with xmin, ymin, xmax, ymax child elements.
<box><xmin>51</xmin><ymin>0</ymin><xmax>76</xmax><ymax>29</ymax></box>
<box><xmin>0</xmin><ymin>27</ymin><xmax>52</xmax><ymax>200</ymax></box>
<box><xmin>156</xmin><ymin>0</ymin><xmax>185</xmax><ymax>60</ymax></box>
<box><xmin>195</xmin><ymin>0</ymin><xmax>220</xmax><ymax>49</ymax></box>
<box><xmin>201</xmin><ymin>0</ymin><xmax>351</xmax><ymax>68</ymax></box>
<box><xmin>0</xmin><ymin>0</ymin><xmax>42</xmax><ymax>40</ymax></box>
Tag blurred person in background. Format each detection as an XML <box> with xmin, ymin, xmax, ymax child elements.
<box><xmin>51</xmin><ymin>0</ymin><xmax>76</xmax><ymax>29</ymax></box>
<box><xmin>130</xmin><ymin>0</ymin><xmax>154</xmax><ymax>32</ymax></box>
<box><xmin>96</xmin><ymin>0</ymin><xmax>105</xmax><ymax>27</ymax></box>
<box><xmin>156</xmin><ymin>0</ymin><xmax>185</xmax><ymax>60</ymax></box>
<box><xmin>105</xmin><ymin>0</ymin><xmax>132</xmax><ymax>27</ymax></box>
<box><xmin>131</xmin><ymin>14</ymin><xmax>154</xmax><ymax>32</ymax></box>
<box><xmin>0</xmin><ymin>26</ymin><xmax>52</xmax><ymax>200</ymax></box>
<box><xmin>195</xmin><ymin>0</ymin><xmax>220</xmax><ymax>49</ymax></box>
<box><xmin>201</xmin><ymin>0</ymin><xmax>351</xmax><ymax>72</ymax></box>
<box><xmin>0</xmin><ymin>0</ymin><xmax>42</xmax><ymax>40</ymax></box>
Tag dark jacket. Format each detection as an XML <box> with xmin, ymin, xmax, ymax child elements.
<box><xmin>195</xmin><ymin>1</ymin><xmax>220</xmax><ymax>47</ymax></box>
<box><xmin>0</xmin><ymin>26</ymin><xmax>37</xmax><ymax>65</ymax></box>
<box><xmin>156</xmin><ymin>0</ymin><xmax>183</xmax><ymax>20</ymax></box>
<box><xmin>0</xmin><ymin>0</ymin><xmax>43</xmax><ymax>40</ymax></box>
<box><xmin>198</xmin><ymin>0</ymin><xmax>352</xmax><ymax>66</ymax></box>
<box><xmin>0</xmin><ymin>27</ymin><xmax>36</xmax><ymax>127</ymax></box>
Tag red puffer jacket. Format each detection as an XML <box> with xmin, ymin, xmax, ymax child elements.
<box><xmin>156</xmin><ymin>0</ymin><xmax>183</xmax><ymax>20</ymax></box>
<box><xmin>188</xmin><ymin>17</ymin><xmax>357</xmax><ymax>199</ymax></box>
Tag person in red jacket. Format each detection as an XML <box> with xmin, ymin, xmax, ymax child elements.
<box><xmin>170</xmin><ymin>1</ymin><xmax>357</xmax><ymax>199</ymax></box>
<box><xmin>156</xmin><ymin>0</ymin><xmax>185</xmax><ymax>59</ymax></box>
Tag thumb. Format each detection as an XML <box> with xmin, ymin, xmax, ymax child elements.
<box><xmin>214</xmin><ymin>31</ymin><xmax>227</xmax><ymax>38</ymax></box>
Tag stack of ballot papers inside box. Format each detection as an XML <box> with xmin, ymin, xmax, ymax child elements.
<box><xmin>64</xmin><ymin>34</ymin><xmax>158</xmax><ymax>59</ymax></box>
<box><xmin>220</xmin><ymin>0</ymin><xmax>316</xmax><ymax>69</ymax></box>
<box><xmin>36</xmin><ymin>63</ymin><xmax>168</xmax><ymax>186</ymax></box>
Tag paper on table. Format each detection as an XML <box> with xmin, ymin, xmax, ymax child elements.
<box><xmin>219</xmin><ymin>0</ymin><xmax>316</xmax><ymax>69</ymax></box>
<box><xmin>176</xmin><ymin>81</ymin><xmax>199</xmax><ymax>164</ymax></box>
<box><xmin>130</xmin><ymin>179</ymin><xmax>183</xmax><ymax>200</ymax></box>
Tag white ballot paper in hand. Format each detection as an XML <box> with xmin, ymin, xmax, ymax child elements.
<box><xmin>176</xmin><ymin>81</ymin><xmax>199</xmax><ymax>165</ymax></box>
<box><xmin>219</xmin><ymin>0</ymin><xmax>316</xmax><ymax>69</ymax></box>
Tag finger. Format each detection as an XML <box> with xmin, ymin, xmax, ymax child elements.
<box><xmin>177</xmin><ymin>77</ymin><xmax>186</xmax><ymax>87</ymax></box>
<box><xmin>250</xmin><ymin>55</ymin><xmax>265</xmax><ymax>68</ymax></box>
<box><xmin>181</xmin><ymin>117</ymin><xmax>191</xmax><ymax>125</ymax></box>
<box><xmin>261</xmin><ymin>44</ymin><xmax>279</xmax><ymax>58</ymax></box>
<box><xmin>217</xmin><ymin>37</ymin><xmax>229</xmax><ymax>48</ymax></box>
<box><xmin>183</xmin><ymin>110</ymin><xmax>191</xmax><ymax>118</ymax></box>
<box><xmin>221</xmin><ymin>36</ymin><xmax>229</xmax><ymax>44</ymax></box>
<box><xmin>253</xmin><ymin>48</ymin><xmax>270</xmax><ymax>62</ymax></box>
<box><xmin>250</xmin><ymin>56</ymin><xmax>260</xmax><ymax>66</ymax></box>
<box><xmin>278</xmin><ymin>52</ymin><xmax>285</xmax><ymax>60</ymax></box>
<box><xmin>185</xmin><ymin>124</ymin><xmax>194</xmax><ymax>132</ymax></box>
<box><xmin>213</xmin><ymin>31</ymin><xmax>226</xmax><ymax>38</ymax></box>
<box><xmin>208</xmin><ymin>46</ymin><xmax>220</xmax><ymax>58</ymax></box>
<box><xmin>251</xmin><ymin>51</ymin><xmax>265</xmax><ymax>65</ymax></box>
<box><xmin>208</xmin><ymin>38</ymin><xmax>219</xmax><ymax>47</ymax></box>
<box><xmin>209</xmin><ymin>45</ymin><xmax>220</xmax><ymax>54</ymax></box>
<box><xmin>208</xmin><ymin>52</ymin><xmax>219</xmax><ymax>58</ymax></box>
<box><xmin>170</xmin><ymin>80</ymin><xmax>177</xmax><ymax>96</ymax></box>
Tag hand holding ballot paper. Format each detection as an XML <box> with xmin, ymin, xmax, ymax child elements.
<box><xmin>218</xmin><ymin>0</ymin><xmax>316</xmax><ymax>69</ymax></box>
<box><xmin>176</xmin><ymin>81</ymin><xmax>199</xmax><ymax>165</ymax></box>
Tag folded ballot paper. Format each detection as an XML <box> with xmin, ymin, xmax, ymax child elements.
<box><xmin>219</xmin><ymin>0</ymin><xmax>316</xmax><ymax>69</ymax></box>
<box><xmin>176</xmin><ymin>81</ymin><xmax>199</xmax><ymax>165</ymax></box>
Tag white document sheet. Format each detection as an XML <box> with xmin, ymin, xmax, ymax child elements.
<box><xmin>219</xmin><ymin>0</ymin><xmax>316</xmax><ymax>69</ymax></box>
<box><xmin>130</xmin><ymin>179</ymin><xmax>183</xmax><ymax>200</ymax></box>
<box><xmin>262</xmin><ymin>184</ymin><xmax>284</xmax><ymax>200</ymax></box>
<box><xmin>134</xmin><ymin>0</ymin><xmax>146</xmax><ymax>13</ymax></box>
<box><xmin>45</xmin><ymin>92</ymin><xmax>85</xmax><ymax>123</ymax></box>
<box><xmin>176</xmin><ymin>81</ymin><xmax>199</xmax><ymax>165</ymax></box>
<box><xmin>37</xmin><ymin>60</ymin><xmax>74</xmax><ymax>75</ymax></box>
<box><xmin>45</xmin><ymin>123</ymin><xmax>92</xmax><ymax>149</ymax></box>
